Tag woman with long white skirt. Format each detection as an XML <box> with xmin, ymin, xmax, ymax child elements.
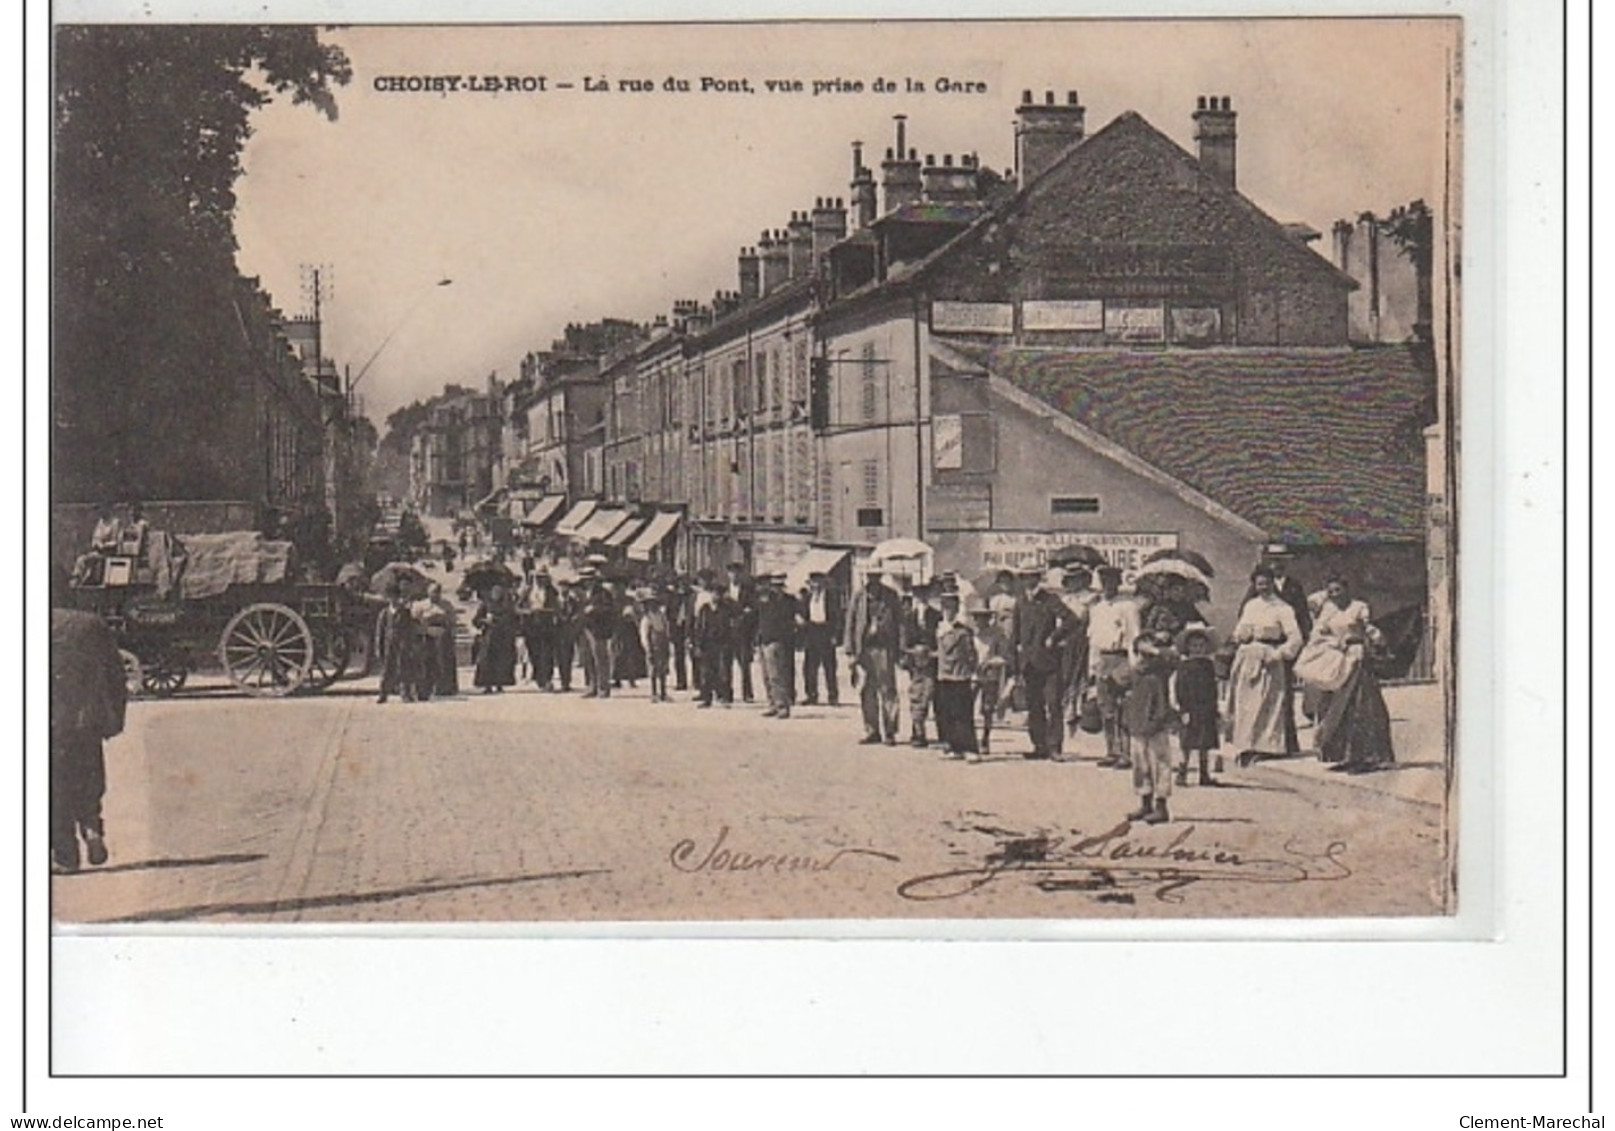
<box><xmin>1226</xmin><ymin>565</ymin><xmax>1304</xmax><ymax>766</ymax></box>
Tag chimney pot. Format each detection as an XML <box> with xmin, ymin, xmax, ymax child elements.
<box><xmin>1021</xmin><ymin>89</ymin><xmax>1032</xmax><ymax>103</ymax></box>
<box><xmin>1044</xmin><ymin>90</ymin><xmax>1054</xmax><ymax>104</ymax></box>
<box><xmin>1198</xmin><ymin>95</ymin><xmax>1207</xmax><ymax>110</ymax></box>
<box><xmin>885</xmin><ymin>147</ymin><xmax>894</xmax><ymax>159</ymax></box>
<box><xmin>909</xmin><ymin>148</ymin><xmax>917</xmax><ymax>160</ymax></box>
<box><xmin>926</xmin><ymin>153</ymin><xmax>936</xmax><ymax>166</ymax></box>
<box><xmin>944</xmin><ymin>153</ymin><xmax>953</xmax><ymax>166</ymax></box>
<box><xmin>1068</xmin><ymin>90</ymin><xmax>1078</xmax><ymax>105</ymax></box>
<box><xmin>1222</xmin><ymin>95</ymin><xmax>1232</xmax><ymax>111</ymax></box>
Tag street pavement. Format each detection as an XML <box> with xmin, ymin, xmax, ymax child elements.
<box><xmin>51</xmin><ymin>662</ymin><xmax>1451</xmax><ymax>925</ymax></box>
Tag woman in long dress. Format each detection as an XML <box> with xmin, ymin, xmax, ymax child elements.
<box><xmin>1226</xmin><ymin>565</ymin><xmax>1304</xmax><ymax>765</ymax></box>
<box><xmin>1307</xmin><ymin>576</ymin><xmax>1396</xmax><ymax>772</ymax></box>
<box><xmin>473</xmin><ymin>584</ymin><xmax>519</xmax><ymax>693</ymax></box>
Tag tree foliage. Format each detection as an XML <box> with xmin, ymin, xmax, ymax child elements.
<box><xmin>53</xmin><ymin>26</ymin><xmax>351</xmax><ymax>502</ymax></box>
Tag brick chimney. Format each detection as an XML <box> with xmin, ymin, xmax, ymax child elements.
<box><xmin>922</xmin><ymin>152</ymin><xmax>979</xmax><ymax>203</ymax></box>
<box><xmin>738</xmin><ymin>247</ymin><xmax>760</xmax><ymax>303</ymax></box>
<box><xmin>850</xmin><ymin>142</ymin><xmax>878</xmax><ymax>229</ymax></box>
<box><xmin>881</xmin><ymin>115</ymin><xmax>923</xmax><ymax>213</ymax></box>
<box><xmin>1193</xmin><ymin>94</ymin><xmax>1237</xmax><ymax>190</ymax></box>
<box><xmin>760</xmin><ymin>230</ymin><xmax>790</xmax><ymax>294</ymax></box>
<box><xmin>811</xmin><ymin>196</ymin><xmax>848</xmax><ymax>269</ymax></box>
<box><xmin>787</xmin><ymin>211</ymin><xmax>814</xmax><ymax>279</ymax></box>
<box><xmin>1014</xmin><ymin>89</ymin><xmax>1085</xmax><ymax>183</ymax></box>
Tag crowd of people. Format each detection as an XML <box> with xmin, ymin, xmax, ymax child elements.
<box><xmin>366</xmin><ymin>545</ymin><xmax>1398</xmax><ymax>828</ymax></box>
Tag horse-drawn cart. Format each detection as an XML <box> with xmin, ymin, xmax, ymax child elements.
<box><xmin>71</xmin><ymin>530</ymin><xmax>370</xmax><ymax>698</ymax></box>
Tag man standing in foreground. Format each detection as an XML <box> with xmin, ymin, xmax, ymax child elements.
<box><xmin>50</xmin><ymin>568</ymin><xmax>127</xmax><ymax>873</ymax></box>
<box><xmin>1012</xmin><ymin>567</ymin><xmax>1079</xmax><ymax>760</ymax></box>
<box><xmin>844</xmin><ymin>570</ymin><xmax>903</xmax><ymax>745</ymax></box>
<box><xmin>797</xmin><ymin>570</ymin><xmax>841</xmax><ymax>707</ymax></box>
<box><xmin>1088</xmin><ymin>564</ymin><xmax>1141</xmax><ymax>767</ymax></box>
<box><xmin>756</xmin><ymin>573</ymin><xmax>799</xmax><ymax>719</ymax></box>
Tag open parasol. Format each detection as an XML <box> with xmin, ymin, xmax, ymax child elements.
<box><xmin>369</xmin><ymin>562</ymin><xmax>431</xmax><ymax>599</ymax></box>
<box><xmin>1047</xmin><ymin>543</ymin><xmax>1107</xmax><ymax>569</ymax></box>
<box><xmin>1133</xmin><ymin>557</ymin><xmax>1213</xmax><ymax>604</ymax></box>
<box><xmin>1143</xmin><ymin>547</ymin><xmax>1216</xmax><ymax>579</ymax></box>
<box><xmin>459</xmin><ymin>560</ymin><xmax>520</xmax><ymax>599</ymax></box>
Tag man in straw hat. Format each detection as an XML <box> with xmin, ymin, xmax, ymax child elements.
<box><xmin>1088</xmin><ymin>564</ymin><xmax>1141</xmax><ymax>767</ymax></box>
<box><xmin>756</xmin><ymin>572</ymin><xmax>798</xmax><ymax>719</ymax></box>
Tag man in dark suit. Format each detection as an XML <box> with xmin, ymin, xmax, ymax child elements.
<box><xmin>796</xmin><ymin>570</ymin><xmax>842</xmax><ymax>706</ymax></box>
<box><xmin>1012</xmin><ymin>568</ymin><xmax>1080</xmax><ymax>760</ymax></box>
<box><xmin>51</xmin><ymin>567</ymin><xmax>128</xmax><ymax>872</ymax></box>
<box><xmin>723</xmin><ymin>561</ymin><xmax>759</xmax><ymax>703</ymax></box>
<box><xmin>844</xmin><ymin>570</ymin><xmax>903</xmax><ymax>745</ymax></box>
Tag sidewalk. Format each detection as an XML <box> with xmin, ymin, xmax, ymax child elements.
<box><xmin>1249</xmin><ymin>681</ymin><xmax>1450</xmax><ymax>809</ymax></box>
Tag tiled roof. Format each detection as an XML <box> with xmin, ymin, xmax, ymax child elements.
<box><xmin>967</xmin><ymin>344</ymin><xmax>1434</xmax><ymax>544</ymax></box>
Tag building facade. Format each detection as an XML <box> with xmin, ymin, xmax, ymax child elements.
<box><xmin>408</xmin><ymin>378</ymin><xmax>503</xmax><ymax>517</ymax></box>
<box><xmin>502</xmin><ymin>91</ymin><xmax>1434</xmax><ymax>650</ymax></box>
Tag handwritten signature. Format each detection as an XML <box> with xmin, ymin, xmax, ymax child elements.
<box><xmin>671</xmin><ymin>825</ymin><xmax>901</xmax><ymax>875</ymax></box>
<box><xmin>897</xmin><ymin>821</ymin><xmax>1350</xmax><ymax>903</ymax></box>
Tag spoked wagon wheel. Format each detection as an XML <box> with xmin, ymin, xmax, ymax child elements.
<box><xmin>140</xmin><ymin>649</ymin><xmax>189</xmax><ymax>698</ymax></box>
<box><xmin>219</xmin><ymin>603</ymin><xmax>314</xmax><ymax>697</ymax></box>
<box><xmin>302</xmin><ymin>629</ymin><xmax>351</xmax><ymax>692</ymax></box>
<box><xmin>118</xmin><ymin>650</ymin><xmax>144</xmax><ymax>700</ymax></box>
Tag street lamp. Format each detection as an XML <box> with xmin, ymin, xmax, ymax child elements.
<box><xmin>346</xmin><ymin>278</ymin><xmax>455</xmax><ymax>398</ymax></box>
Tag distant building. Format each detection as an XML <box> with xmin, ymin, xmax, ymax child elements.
<box><xmin>408</xmin><ymin>377</ymin><xmax>503</xmax><ymax>517</ymax></box>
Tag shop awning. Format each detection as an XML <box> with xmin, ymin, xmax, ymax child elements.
<box><xmin>627</xmin><ymin>511</ymin><xmax>682</xmax><ymax>561</ymax></box>
<box><xmin>519</xmin><ymin>494</ymin><xmax>566</xmax><ymax>528</ymax></box>
<box><xmin>554</xmin><ymin>500</ymin><xmax>598</xmax><ymax>537</ymax></box>
<box><xmin>574</xmin><ymin>507</ymin><xmax>631</xmax><ymax>542</ymax></box>
<box><xmin>602</xmin><ymin>515</ymin><xmax>648</xmax><ymax>548</ymax></box>
<box><xmin>784</xmin><ymin>546</ymin><xmax>852</xmax><ymax>592</ymax></box>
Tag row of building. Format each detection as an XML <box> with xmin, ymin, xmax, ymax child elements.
<box><xmin>411</xmin><ymin>90</ymin><xmax>1441</xmax><ymax>661</ymax></box>
<box><xmin>52</xmin><ymin>279</ymin><xmax>374</xmax><ymax>577</ymax></box>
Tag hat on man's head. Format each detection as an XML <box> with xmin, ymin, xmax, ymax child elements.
<box><xmin>1096</xmin><ymin>564</ymin><xmax>1123</xmax><ymax>581</ymax></box>
<box><xmin>808</xmin><ymin>570</ymin><xmax>829</xmax><ymax>582</ymax></box>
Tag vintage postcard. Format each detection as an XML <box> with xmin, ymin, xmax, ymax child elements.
<box><xmin>48</xmin><ymin>17</ymin><xmax>1462</xmax><ymax>928</ymax></box>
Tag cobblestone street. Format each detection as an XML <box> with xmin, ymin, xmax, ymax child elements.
<box><xmin>51</xmin><ymin>671</ymin><xmax>1449</xmax><ymax>925</ymax></box>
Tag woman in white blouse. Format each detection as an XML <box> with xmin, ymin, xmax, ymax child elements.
<box><xmin>1226</xmin><ymin>565</ymin><xmax>1304</xmax><ymax>766</ymax></box>
<box><xmin>1307</xmin><ymin>575</ymin><xmax>1396</xmax><ymax>772</ymax></box>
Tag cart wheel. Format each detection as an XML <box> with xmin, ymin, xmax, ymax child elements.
<box><xmin>219</xmin><ymin>603</ymin><xmax>314</xmax><ymax>697</ymax></box>
<box><xmin>119</xmin><ymin>650</ymin><xmax>144</xmax><ymax>700</ymax></box>
<box><xmin>141</xmin><ymin>650</ymin><xmax>189</xmax><ymax>698</ymax></box>
<box><xmin>303</xmin><ymin>629</ymin><xmax>351</xmax><ymax>692</ymax></box>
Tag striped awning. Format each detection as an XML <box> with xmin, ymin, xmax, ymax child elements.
<box><xmin>784</xmin><ymin>546</ymin><xmax>851</xmax><ymax>592</ymax></box>
<box><xmin>627</xmin><ymin>511</ymin><xmax>682</xmax><ymax>561</ymax></box>
<box><xmin>602</xmin><ymin>515</ymin><xmax>648</xmax><ymax>548</ymax></box>
<box><xmin>554</xmin><ymin>500</ymin><xmax>597</xmax><ymax>537</ymax></box>
<box><xmin>519</xmin><ymin>494</ymin><xmax>566</xmax><ymax>528</ymax></box>
<box><xmin>574</xmin><ymin>507</ymin><xmax>631</xmax><ymax>542</ymax></box>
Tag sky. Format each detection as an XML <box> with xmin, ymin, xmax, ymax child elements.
<box><xmin>231</xmin><ymin>19</ymin><xmax>1460</xmax><ymax>425</ymax></box>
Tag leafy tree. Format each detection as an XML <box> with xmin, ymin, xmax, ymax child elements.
<box><xmin>53</xmin><ymin>26</ymin><xmax>351</xmax><ymax>502</ymax></box>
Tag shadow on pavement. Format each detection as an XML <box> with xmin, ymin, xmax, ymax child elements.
<box><xmin>62</xmin><ymin>852</ymin><xmax>268</xmax><ymax>876</ymax></box>
<box><xmin>99</xmin><ymin>866</ymin><xmax>612</xmax><ymax>923</ymax></box>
